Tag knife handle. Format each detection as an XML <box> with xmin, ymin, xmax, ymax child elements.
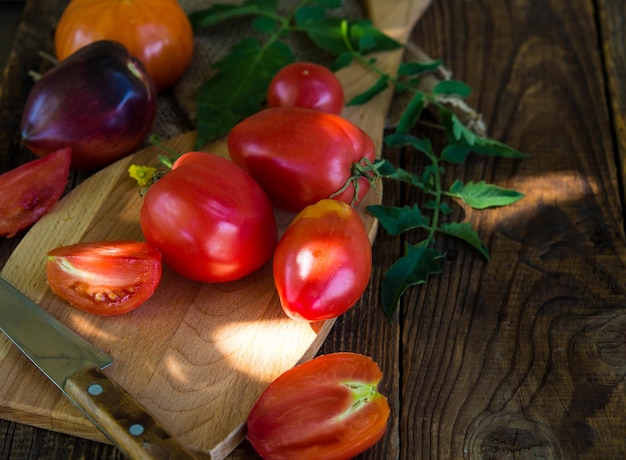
<box><xmin>64</xmin><ymin>366</ymin><xmax>197</xmax><ymax>459</ymax></box>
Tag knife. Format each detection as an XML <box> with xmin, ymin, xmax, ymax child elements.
<box><xmin>0</xmin><ymin>276</ymin><xmax>197</xmax><ymax>459</ymax></box>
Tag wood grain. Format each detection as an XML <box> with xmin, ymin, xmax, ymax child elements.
<box><xmin>3</xmin><ymin>0</ymin><xmax>626</xmax><ymax>459</ymax></box>
<box><xmin>0</xmin><ymin>0</ymin><xmax>432</xmax><ymax>458</ymax></box>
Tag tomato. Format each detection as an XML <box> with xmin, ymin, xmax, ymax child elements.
<box><xmin>273</xmin><ymin>199</ymin><xmax>372</xmax><ymax>322</ymax></box>
<box><xmin>54</xmin><ymin>0</ymin><xmax>194</xmax><ymax>91</ymax></box>
<box><xmin>267</xmin><ymin>62</ymin><xmax>345</xmax><ymax>115</ymax></box>
<box><xmin>21</xmin><ymin>41</ymin><xmax>157</xmax><ymax>170</ymax></box>
<box><xmin>247</xmin><ymin>352</ymin><xmax>390</xmax><ymax>460</ymax></box>
<box><xmin>140</xmin><ymin>152</ymin><xmax>278</xmax><ymax>283</ymax></box>
<box><xmin>46</xmin><ymin>241</ymin><xmax>162</xmax><ymax>316</ymax></box>
<box><xmin>227</xmin><ymin>106</ymin><xmax>376</xmax><ymax>213</ymax></box>
<box><xmin>0</xmin><ymin>148</ymin><xmax>71</xmax><ymax>238</ymax></box>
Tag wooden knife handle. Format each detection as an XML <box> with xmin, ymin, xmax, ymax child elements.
<box><xmin>64</xmin><ymin>367</ymin><xmax>197</xmax><ymax>459</ymax></box>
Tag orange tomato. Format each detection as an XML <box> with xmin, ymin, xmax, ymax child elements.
<box><xmin>54</xmin><ymin>0</ymin><xmax>194</xmax><ymax>91</ymax></box>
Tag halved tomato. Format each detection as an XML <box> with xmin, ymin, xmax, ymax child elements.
<box><xmin>0</xmin><ymin>148</ymin><xmax>71</xmax><ymax>238</ymax></box>
<box><xmin>246</xmin><ymin>352</ymin><xmax>390</xmax><ymax>460</ymax></box>
<box><xmin>46</xmin><ymin>241</ymin><xmax>162</xmax><ymax>316</ymax></box>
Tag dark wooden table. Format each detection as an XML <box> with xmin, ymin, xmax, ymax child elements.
<box><xmin>2</xmin><ymin>0</ymin><xmax>626</xmax><ymax>459</ymax></box>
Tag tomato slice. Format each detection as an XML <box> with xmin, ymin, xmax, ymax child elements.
<box><xmin>246</xmin><ymin>352</ymin><xmax>390</xmax><ymax>460</ymax></box>
<box><xmin>0</xmin><ymin>148</ymin><xmax>71</xmax><ymax>238</ymax></box>
<box><xmin>46</xmin><ymin>241</ymin><xmax>162</xmax><ymax>316</ymax></box>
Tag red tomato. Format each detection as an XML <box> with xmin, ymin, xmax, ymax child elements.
<box><xmin>54</xmin><ymin>0</ymin><xmax>194</xmax><ymax>91</ymax></box>
<box><xmin>273</xmin><ymin>199</ymin><xmax>372</xmax><ymax>322</ymax></box>
<box><xmin>227</xmin><ymin>106</ymin><xmax>376</xmax><ymax>213</ymax></box>
<box><xmin>140</xmin><ymin>152</ymin><xmax>278</xmax><ymax>283</ymax></box>
<box><xmin>267</xmin><ymin>62</ymin><xmax>345</xmax><ymax>114</ymax></box>
<box><xmin>0</xmin><ymin>148</ymin><xmax>71</xmax><ymax>238</ymax></box>
<box><xmin>247</xmin><ymin>352</ymin><xmax>390</xmax><ymax>460</ymax></box>
<box><xmin>46</xmin><ymin>241</ymin><xmax>162</xmax><ymax>316</ymax></box>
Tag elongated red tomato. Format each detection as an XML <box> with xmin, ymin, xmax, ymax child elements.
<box><xmin>247</xmin><ymin>352</ymin><xmax>390</xmax><ymax>460</ymax></box>
<box><xmin>267</xmin><ymin>62</ymin><xmax>345</xmax><ymax>114</ymax></box>
<box><xmin>46</xmin><ymin>241</ymin><xmax>162</xmax><ymax>316</ymax></box>
<box><xmin>140</xmin><ymin>152</ymin><xmax>278</xmax><ymax>283</ymax></box>
<box><xmin>273</xmin><ymin>199</ymin><xmax>372</xmax><ymax>321</ymax></box>
<box><xmin>0</xmin><ymin>148</ymin><xmax>71</xmax><ymax>238</ymax></box>
<box><xmin>227</xmin><ymin>106</ymin><xmax>376</xmax><ymax>213</ymax></box>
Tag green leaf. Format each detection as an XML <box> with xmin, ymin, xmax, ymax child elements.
<box><xmin>438</xmin><ymin>222</ymin><xmax>490</xmax><ymax>260</ymax></box>
<box><xmin>347</xmin><ymin>75</ymin><xmax>389</xmax><ymax>105</ymax></box>
<box><xmin>384</xmin><ymin>133</ymin><xmax>433</xmax><ymax>154</ymax></box>
<box><xmin>294</xmin><ymin>5</ymin><xmax>325</xmax><ymax>25</ymax></box>
<box><xmin>349</xmin><ymin>20</ymin><xmax>403</xmax><ymax>54</ymax></box>
<box><xmin>398</xmin><ymin>60</ymin><xmax>443</xmax><ymax>76</ymax></box>
<box><xmin>381</xmin><ymin>244</ymin><xmax>443</xmax><ymax>321</ymax></box>
<box><xmin>196</xmin><ymin>38</ymin><xmax>294</xmax><ymax>146</ymax></box>
<box><xmin>329</xmin><ymin>51</ymin><xmax>354</xmax><ymax>71</ymax></box>
<box><xmin>396</xmin><ymin>91</ymin><xmax>425</xmax><ymax>134</ymax></box>
<box><xmin>253</xmin><ymin>16</ymin><xmax>278</xmax><ymax>33</ymax></box>
<box><xmin>449</xmin><ymin>180</ymin><xmax>524</xmax><ymax>209</ymax></box>
<box><xmin>367</xmin><ymin>204</ymin><xmax>429</xmax><ymax>236</ymax></box>
<box><xmin>433</xmin><ymin>79</ymin><xmax>473</xmax><ymax>98</ymax></box>
<box><xmin>299</xmin><ymin>17</ymin><xmax>401</xmax><ymax>57</ymax></box>
<box><xmin>310</xmin><ymin>0</ymin><xmax>342</xmax><ymax>7</ymax></box>
<box><xmin>372</xmin><ymin>159</ymin><xmax>425</xmax><ymax>188</ymax></box>
<box><xmin>441</xmin><ymin>142</ymin><xmax>471</xmax><ymax>164</ymax></box>
<box><xmin>472</xmin><ymin>137</ymin><xmax>528</xmax><ymax>159</ymax></box>
<box><xmin>189</xmin><ymin>2</ymin><xmax>272</xmax><ymax>30</ymax></box>
<box><xmin>440</xmin><ymin>110</ymin><xmax>477</xmax><ymax>146</ymax></box>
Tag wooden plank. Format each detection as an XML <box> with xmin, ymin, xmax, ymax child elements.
<box><xmin>336</xmin><ymin>0</ymin><xmax>625</xmax><ymax>457</ymax></box>
<box><xmin>598</xmin><ymin>0</ymin><xmax>626</xmax><ymax>204</ymax></box>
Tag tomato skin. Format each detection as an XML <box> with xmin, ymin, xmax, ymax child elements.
<box><xmin>46</xmin><ymin>241</ymin><xmax>162</xmax><ymax>316</ymax></box>
<box><xmin>140</xmin><ymin>152</ymin><xmax>278</xmax><ymax>283</ymax></box>
<box><xmin>54</xmin><ymin>0</ymin><xmax>194</xmax><ymax>91</ymax></box>
<box><xmin>273</xmin><ymin>199</ymin><xmax>372</xmax><ymax>322</ymax></box>
<box><xmin>267</xmin><ymin>62</ymin><xmax>345</xmax><ymax>115</ymax></box>
<box><xmin>247</xmin><ymin>352</ymin><xmax>390</xmax><ymax>460</ymax></box>
<box><xmin>227</xmin><ymin>106</ymin><xmax>376</xmax><ymax>213</ymax></box>
<box><xmin>21</xmin><ymin>40</ymin><xmax>157</xmax><ymax>170</ymax></box>
<box><xmin>0</xmin><ymin>148</ymin><xmax>71</xmax><ymax>238</ymax></box>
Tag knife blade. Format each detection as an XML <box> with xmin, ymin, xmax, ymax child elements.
<box><xmin>0</xmin><ymin>276</ymin><xmax>197</xmax><ymax>459</ymax></box>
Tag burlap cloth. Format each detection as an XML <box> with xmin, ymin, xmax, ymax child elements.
<box><xmin>152</xmin><ymin>0</ymin><xmax>485</xmax><ymax>142</ymax></box>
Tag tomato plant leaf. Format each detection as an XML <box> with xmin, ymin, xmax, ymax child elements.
<box><xmin>441</xmin><ymin>142</ymin><xmax>472</xmax><ymax>163</ymax></box>
<box><xmin>396</xmin><ymin>91</ymin><xmax>425</xmax><ymax>134</ymax></box>
<box><xmin>330</xmin><ymin>51</ymin><xmax>354</xmax><ymax>71</ymax></box>
<box><xmin>196</xmin><ymin>38</ymin><xmax>294</xmax><ymax>146</ymax></box>
<box><xmin>381</xmin><ymin>244</ymin><xmax>443</xmax><ymax>321</ymax></box>
<box><xmin>438</xmin><ymin>222</ymin><xmax>490</xmax><ymax>260</ymax></box>
<box><xmin>367</xmin><ymin>204</ymin><xmax>429</xmax><ymax>236</ymax></box>
<box><xmin>189</xmin><ymin>2</ymin><xmax>274</xmax><ymax>30</ymax></box>
<box><xmin>433</xmin><ymin>79</ymin><xmax>473</xmax><ymax>98</ymax></box>
<box><xmin>449</xmin><ymin>180</ymin><xmax>524</xmax><ymax>209</ymax></box>
<box><xmin>440</xmin><ymin>110</ymin><xmax>477</xmax><ymax>145</ymax></box>
<box><xmin>384</xmin><ymin>133</ymin><xmax>433</xmax><ymax>155</ymax></box>
<box><xmin>398</xmin><ymin>60</ymin><xmax>443</xmax><ymax>76</ymax></box>
<box><xmin>472</xmin><ymin>137</ymin><xmax>528</xmax><ymax>159</ymax></box>
<box><xmin>347</xmin><ymin>75</ymin><xmax>390</xmax><ymax>105</ymax></box>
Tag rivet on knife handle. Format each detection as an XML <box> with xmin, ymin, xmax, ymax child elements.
<box><xmin>64</xmin><ymin>367</ymin><xmax>196</xmax><ymax>459</ymax></box>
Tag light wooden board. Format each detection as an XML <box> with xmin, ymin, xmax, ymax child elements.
<box><xmin>0</xmin><ymin>0</ymin><xmax>432</xmax><ymax>458</ymax></box>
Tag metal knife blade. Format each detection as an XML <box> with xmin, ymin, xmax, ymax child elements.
<box><xmin>0</xmin><ymin>276</ymin><xmax>196</xmax><ymax>459</ymax></box>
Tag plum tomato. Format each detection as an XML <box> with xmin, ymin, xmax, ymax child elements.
<box><xmin>267</xmin><ymin>62</ymin><xmax>345</xmax><ymax>115</ymax></box>
<box><xmin>247</xmin><ymin>352</ymin><xmax>390</xmax><ymax>460</ymax></box>
<box><xmin>0</xmin><ymin>148</ymin><xmax>71</xmax><ymax>238</ymax></box>
<box><xmin>140</xmin><ymin>152</ymin><xmax>278</xmax><ymax>283</ymax></box>
<box><xmin>46</xmin><ymin>241</ymin><xmax>162</xmax><ymax>316</ymax></box>
<box><xmin>227</xmin><ymin>106</ymin><xmax>376</xmax><ymax>213</ymax></box>
<box><xmin>273</xmin><ymin>199</ymin><xmax>372</xmax><ymax>322</ymax></box>
<box><xmin>54</xmin><ymin>0</ymin><xmax>194</xmax><ymax>91</ymax></box>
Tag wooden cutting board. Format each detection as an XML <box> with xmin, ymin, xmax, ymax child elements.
<box><xmin>0</xmin><ymin>1</ymin><xmax>432</xmax><ymax>458</ymax></box>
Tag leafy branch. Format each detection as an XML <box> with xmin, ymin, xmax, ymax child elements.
<box><xmin>188</xmin><ymin>0</ymin><xmax>526</xmax><ymax>321</ymax></box>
